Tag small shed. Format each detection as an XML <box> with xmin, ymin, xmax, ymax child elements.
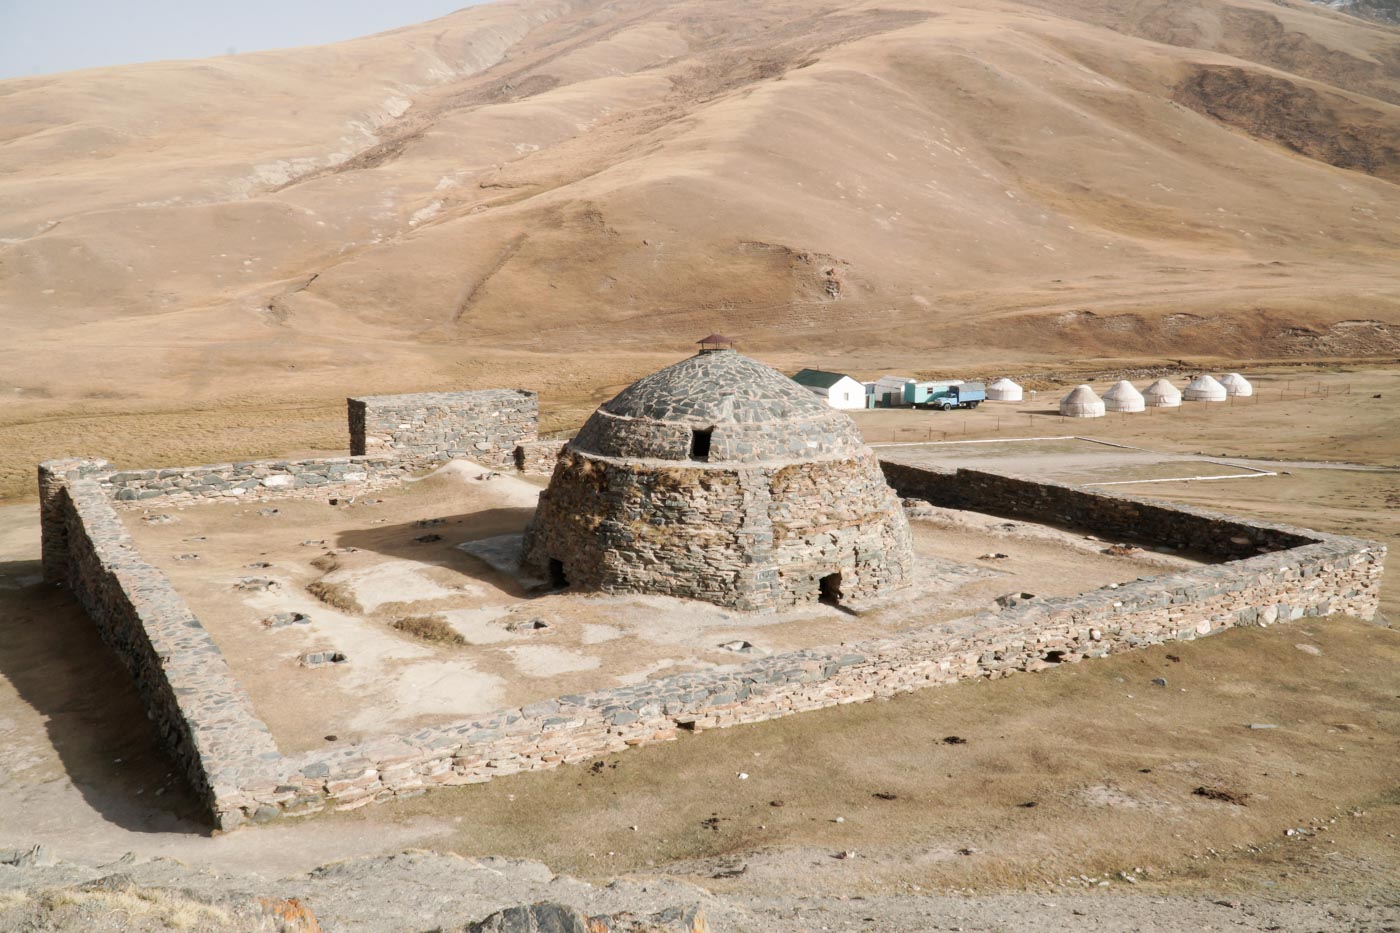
<box><xmin>1218</xmin><ymin>373</ymin><xmax>1253</xmax><ymax>397</ymax></box>
<box><xmin>792</xmin><ymin>369</ymin><xmax>867</xmax><ymax>410</ymax></box>
<box><xmin>986</xmin><ymin>377</ymin><xmax>1023</xmax><ymax>402</ymax></box>
<box><xmin>874</xmin><ymin>375</ymin><xmax>916</xmax><ymax>407</ymax></box>
<box><xmin>1059</xmin><ymin>384</ymin><xmax>1105</xmax><ymax>418</ymax></box>
<box><xmin>1183</xmin><ymin>374</ymin><xmax>1228</xmax><ymax>402</ymax></box>
<box><xmin>1102</xmin><ymin>380</ymin><xmax>1145</xmax><ymax>413</ymax></box>
<box><xmin>1142</xmin><ymin>378</ymin><xmax>1182</xmax><ymax>408</ymax></box>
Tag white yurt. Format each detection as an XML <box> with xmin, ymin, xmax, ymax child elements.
<box><xmin>1183</xmin><ymin>374</ymin><xmax>1228</xmax><ymax>402</ymax></box>
<box><xmin>987</xmin><ymin>377</ymin><xmax>1023</xmax><ymax>402</ymax></box>
<box><xmin>1218</xmin><ymin>372</ymin><xmax>1253</xmax><ymax>397</ymax></box>
<box><xmin>1059</xmin><ymin>384</ymin><xmax>1105</xmax><ymax>418</ymax></box>
<box><xmin>1102</xmin><ymin>380</ymin><xmax>1145</xmax><ymax>413</ymax></box>
<box><xmin>1142</xmin><ymin>378</ymin><xmax>1182</xmax><ymax>408</ymax></box>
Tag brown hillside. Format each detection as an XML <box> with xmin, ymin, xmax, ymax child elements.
<box><xmin>1</xmin><ymin>0</ymin><xmax>1398</xmax><ymax>496</ymax></box>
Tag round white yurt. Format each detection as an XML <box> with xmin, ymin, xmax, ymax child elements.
<box><xmin>1183</xmin><ymin>374</ymin><xmax>1228</xmax><ymax>402</ymax></box>
<box><xmin>1218</xmin><ymin>372</ymin><xmax>1253</xmax><ymax>397</ymax></box>
<box><xmin>1142</xmin><ymin>378</ymin><xmax>1182</xmax><ymax>408</ymax></box>
<box><xmin>987</xmin><ymin>377</ymin><xmax>1023</xmax><ymax>402</ymax></box>
<box><xmin>1059</xmin><ymin>384</ymin><xmax>1105</xmax><ymax>418</ymax></box>
<box><xmin>1102</xmin><ymin>380</ymin><xmax>1145</xmax><ymax>413</ymax></box>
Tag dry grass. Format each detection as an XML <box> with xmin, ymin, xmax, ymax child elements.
<box><xmin>309</xmin><ymin>554</ymin><xmax>341</xmax><ymax>573</ymax></box>
<box><xmin>392</xmin><ymin>614</ymin><xmax>466</xmax><ymax>646</ymax></box>
<box><xmin>306</xmin><ymin>580</ymin><xmax>362</xmax><ymax>614</ymax></box>
<box><xmin>37</xmin><ymin>887</ymin><xmax>232</xmax><ymax>929</ymax></box>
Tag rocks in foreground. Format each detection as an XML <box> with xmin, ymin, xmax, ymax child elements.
<box><xmin>464</xmin><ymin>902</ymin><xmax>709</xmax><ymax>933</ymax></box>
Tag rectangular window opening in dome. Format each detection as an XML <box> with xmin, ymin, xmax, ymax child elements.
<box><xmin>690</xmin><ymin>427</ymin><xmax>713</xmax><ymax>462</ymax></box>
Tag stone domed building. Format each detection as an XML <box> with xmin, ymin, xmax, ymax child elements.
<box><xmin>521</xmin><ymin>347</ymin><xmax>914</xmax><ymax>610</ymax></box>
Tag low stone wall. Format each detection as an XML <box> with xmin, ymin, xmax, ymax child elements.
<box><xmin>37</xmin><ymin>459</ymin><xmax>279</xmax><ymax>827</ymax></box>
<box><xmin>514</xmin><ymin>439</ymin><xmax>568</xmax><ymax>475</ymax></box>
<box><xmin>233</xmin><ymin>524</ymin><xmax>1382</xmax><ymax>822</ymax></box>
<box><xmin>37</xmin><ymin>452</ymin><xmax>1387</xmax><ymax>830</ymax></box>
<box><xmin>94</xmin><ymin>456</ymin><xmax>413</xmax><ymax>506</ymax></box>
<box><xmin>348</xmin><ymin>389</ymin><xmax>537</xmax><ymax>469</ymax></box>
<box><xmin>880</xmin><ymin>463</ymin><xmax>1312</xmax><ymax>558</ymax></box>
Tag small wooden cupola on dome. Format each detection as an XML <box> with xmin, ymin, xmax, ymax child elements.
<box><xmin>696</xmin><ymin>333</ymin><xmax>736</xmax><ymax>352</ymax></box>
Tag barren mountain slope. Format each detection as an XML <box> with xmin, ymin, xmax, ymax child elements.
<box><xmin>1</xmin><ymin>0</ymin><xmax>1398</xmax><ymax>492</ymax></box>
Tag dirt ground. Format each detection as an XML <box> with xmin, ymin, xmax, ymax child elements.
<box><xmin>0</xmin><ymin>366</ymin><xmax>1396</xmax><ymax>929</ymax></box>
<box><xmin>121</xmin><ymin>460</ymin><xmax>1188</xmax><ymax>753</ymax></box>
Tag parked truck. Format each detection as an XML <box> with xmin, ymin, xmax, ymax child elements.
<box><xmin>905</xmin><ymin>380</ymin><xmax>985</xmax><ymax>410</ymax></box>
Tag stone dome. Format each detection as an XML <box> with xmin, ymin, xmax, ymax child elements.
<box><xmin>572</xmin><ymin>349</ymin><xmax>864</xmax><ymax>463</ymax></box>
<box><xmin>522</xmin><ymin>349</ymin><xmax>914</xmax><ymax>611</ymax></box>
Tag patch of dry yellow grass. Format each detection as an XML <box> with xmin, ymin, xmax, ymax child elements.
<box><xmin>38</xmin><ymin>887</ymin><xmax>232</xmax><ymax>929</ymax></box>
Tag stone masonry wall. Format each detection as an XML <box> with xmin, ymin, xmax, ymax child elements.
<box><xmin>880</xmin><ymin>463</ymin><xmax>1313</xmax><ymax>558</ymax></box>
<box><xmin>521</xmin><ymin>448</ymin><xmax>913</xmax><ymax>610</ymax></box>
<box><xmin>234</xmin><ymin>520</ymin><xmax>1382</xmax><ymax>825</ymax></box>
<box><xmin>38</xmin><ymin>453</ymin><xmax>1387</xmax><ymax>830</ymax></box>
<box><xmin>95</xmin><ymin>456</ymin><xmax>414</xmax><ymax>507</ymax></box>
<box><xmin>38</xmin><ymin>460</ymin><xmax>280</xmax><ymax>828</ymax></box>
<box><xmin>348</xmin><ymin>389</ymin><xmax>537</xmax><ymax>469</ymax></box>
<box><xmin>514</xmin><ymin>439</ymin><xmax>568</xmax><ymax>475</ymax></box>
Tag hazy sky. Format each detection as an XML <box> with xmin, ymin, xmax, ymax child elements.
<box><xmin>0</xmin><ymin>1</ymin><xmax>488</xmax><ymax>80</ymax></box>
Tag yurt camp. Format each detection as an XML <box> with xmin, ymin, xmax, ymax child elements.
<box><xmin>1183</xmin><ymin>374</ymin><xmax>1228</xmax><ymax>402</ymax></box>
<box><xmin>1219</xmin><ymin>373</ymin><xmax>1253</xmax><ymax>397</ymax></box>
<box><xmin>987</xmin><ymin>377</ymin><xmax>1023</xmax><ymax>402</ymax></box>
<box><xmin>1060</xmin><ymin>384</ymin><xmax>1105</xmax><ymax>418</ymax></box>
<box><xmin>1102</xmin><ymin>380</ymin><xmax>1145</xmax><ymax>413</ymax></box>
<box><xmin>1142</xmin><ymin>378</ymin><xmax>1182</xmax><ymax>408</ymax></box>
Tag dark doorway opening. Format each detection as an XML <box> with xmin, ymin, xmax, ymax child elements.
<box><xmin>819</xmin><ymin>572</ymin><xmax>843</xmax><ymax>605</ymax></box>
<box><xmin>548</xmin><ymin>558</ymin><xmax>569</xmax><ymax>589</ymax></box>
<box><xmin>690</xmin><ymin>427</ymin><xmax>713</xmax><ymax>461</ymax></box>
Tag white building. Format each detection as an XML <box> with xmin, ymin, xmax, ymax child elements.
<box><xmin>1218</xmin><ymin>373</ymin><xmax>1253</xmax><ymax>397</ymax></box>
<box><xmin>1060</xmin><ymin>384</ymin><xmax>1105</xmax><ymax>418</ymax></box>
<box><xmin>1183</xmin><ymin>374</ymin><xmax>1228</xmax><ymax>402</ymax></box>
<box><xmin>791</xmin><ymin>369</ymin><xmax>867</xmax><ymax>410</ymax></box>
<box><xmin>1143</xmin><ymin>378</ymin><xmax>1182</xmax><ymax>408</ymax></box>
<box><xmin>986</xmin><ymin>377</ymin><xmax>1023</xmax><ymax>402</ymax></box>
<box><xmin>873</xmin><ymin>375</ymin><xmax>916</xmax><ymax>407</ymax></box>
<box><xmin>1102</xmin><ymin>380</ymin><xmax>1145</xmax><ymax>413</ymax></box>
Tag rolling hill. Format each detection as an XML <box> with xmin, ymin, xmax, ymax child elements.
<box><xmin>1</xmin><ymin>0</ymin><xmax>1398</xmax><ymax>494</ymax></box>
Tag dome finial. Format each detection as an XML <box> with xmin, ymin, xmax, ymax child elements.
<box><xmin>697</xmin><ymin>333</ymin><xmax>736</xmax><ymax>352</ymax></box>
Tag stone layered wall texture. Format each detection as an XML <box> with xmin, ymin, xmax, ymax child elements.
<box><xmin>514</xmin><ymin>439</ymin><xmax>568</xmax><ymax>475</ymax></box>
<box><xmin>234</xmin><ymin>474</ymin><xmax>1382</xmax><ymax>824</ymax></box>
<box><xmin>348</xmin><ymin>389</ymin><xmax>537</xmax><ymax>469</ymax></box>
<box><xmin>38</xmin><ymin>447</ymin><xmax>1387</xmax><ymax>829</ymax></box>
<box><xmin>38</xmin><ymin>459</ymin><xmax>280</xmax><ymax>826</ymax></box>
<box><xmin>97</xmin><ymin>456</ymin><xmax>414</xmax><ymax>506</ymax></box>
<box><xmin>523</xmin><ymin>350</ymin><xmax>915</xmax><ymax>610</ymax></box>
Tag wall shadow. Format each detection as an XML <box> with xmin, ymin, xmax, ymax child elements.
<box><xmin>0</xmin><ymin>559</ymin><xmax>210</xmax><ymax>836</ymax></box>
<box><xmin>334</xmin><ymin>507</ymin><xmax>542</xmax><ymax>598</ymax></box>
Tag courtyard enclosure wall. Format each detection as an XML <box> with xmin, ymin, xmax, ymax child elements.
<box><xmin>878</xmin><ymin>463</ymin><xmax>1313</xmax><ymax>558</ymax></box>
<box><xmin>348</xmin><ymin>389</ymin><xmax>537</xmax><ymax>469</ymax></box>
<box><xmin>97</xmin><ymin>455</ymin><xmax>415</xmax><ymax>505</ymax></box>
<box><xmin>38</xmin><ymin>433</ymin><xmax>1387</xmax><ymax>829</ymax></box>
<box><xmin>37</xmin><ymin>459</ymin><xmax>280</xmax><ymax>823</ymax></box>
